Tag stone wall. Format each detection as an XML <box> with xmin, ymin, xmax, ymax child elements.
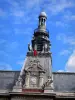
<box><xmin>0</xmin><ymin>93</ymin><xmax>75</xmax><ymax>100</ymax></box>
<box><xmin>0</xmin><ymin>93</ymin><xmax>55</xmax><ymax>100</ymax></box>
<box><xmin>0</xmin><ymin>71</ymin><xmax>75</xmax><ymax>92</ymax></box>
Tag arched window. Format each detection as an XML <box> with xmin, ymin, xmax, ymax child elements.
<box><xmin>42</xmin><ymin>18</ymin><xmax>43</xmax><ymax>22</ymax></box>
<box><xmin>41</xmin><ymin>18</ymin><xmax>44</xmax><ymax>25</ymax></box>
<box><xmin>44</xmin><ymin>19</ymin><xmax>45</xmax><ymax>23</ymax></box>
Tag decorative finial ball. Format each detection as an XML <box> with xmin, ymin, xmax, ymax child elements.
<box><xmin>39</xmin><ymin>11</ymin><xmax>47</xmax><ymax>18</ymax></box>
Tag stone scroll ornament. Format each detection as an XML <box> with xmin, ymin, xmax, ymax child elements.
<box><xmin>42</xmin><ymin>78</ymin><xmax>53</xmax><ymax>90</ymax></box>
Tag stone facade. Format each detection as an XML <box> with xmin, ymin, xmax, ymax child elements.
<box><xmin>13</xmin><ymin>11</ymin><xmax>53</xmax><ymax>93</ymax></box>
<box><xmin>0</xmin><ymin>12</ymin><xmax>75</xmax><ymax>99</ymax></box>
<box><xmin>1</xmin><ymin>92</ymin><xmax>75</xmax><ymax>100</ymax></box>
<box><xmin>0</xmin><ymin>93</ymin><xmax>55</xmax><ymax>100</ymax></box>
<box><xmin>0</xmin><ymin>71</ymin><xmax>75</xmax><ymax>99</ymax></box>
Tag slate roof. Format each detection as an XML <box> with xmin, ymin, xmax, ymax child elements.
<box><xmin>0</xmin><ymin>71</ymin><xmax>75</xmax><ymax>92</ymax></box>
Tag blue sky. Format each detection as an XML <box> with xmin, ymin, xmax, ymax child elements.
<box><xmin>0</xmin><ymin>0</ymin><xmax>75</xmax><ymax>72</ymax></box>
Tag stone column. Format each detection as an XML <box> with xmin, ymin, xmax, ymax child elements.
<box><xmin>25</xmin><ymin>72</ymin><xmax>30</xmax><ymax>88</ymax></box>
<box><xmin>39</xmin><ymin>73</ymin><xmax>44</xmax><ymax>87</ymax></box>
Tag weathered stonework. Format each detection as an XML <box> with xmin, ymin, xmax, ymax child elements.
<box><xmin>12</xmin><ymin>12</ymin><xmax>53</xmax><ymax>93</ymax></box>
<box><xmin>0</xmin><ymin>71</ymin><xmax>75</xmax><ymax>99</ymax></box>
<box><xmin>0</xmin><ymin>93</ymin><xmax>56</xmax><ymax>100</ymax></box>
<box><xmin>0</xmin><ymin>11</ymin><xmax>75</xmax><ymax>99</ymax></box>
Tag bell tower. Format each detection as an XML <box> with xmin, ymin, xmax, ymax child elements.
<box><xmin>13</xmin><ymin>12</ymin><xmax>54</xmax><ymax>93</ymax></box>
<box><xmin>32</xmin><ymin>12</ymin><xmax>51</xmax><ymax>52</ymax></box>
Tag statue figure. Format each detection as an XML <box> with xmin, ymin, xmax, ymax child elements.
<box><xmin>42</xmin><ymin>45</ymin><xmax>44</xmax><ymax>53</ymax></box>
<box><xmin>44</xmin><ymin>43</ymin><xmax>48</xmax><ymax>52</ymax></box>
<box><xmin>28</xmin><ymin>43</ymin><xmax>32</xmax><ymax>51</ymax></box>
<box><xmin>42</xmin><ymin>77</ymin><xmax>53</xmax><ymax>90</ymax></box>
<box><xmin>34</xmin><ymin>44</ymin><xmax>37</xmax><ymax>50</ymax></box>
<box><xmin>15</xmin><ymin>76</ymin><xmax>22</xmax><ymax>87</ymax></box>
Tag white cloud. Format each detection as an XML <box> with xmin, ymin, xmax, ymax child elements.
<box><xmin>13</xmin><ymin>14</ymin><xmax>32</xmax><ymax>24</ymax></box>
<box><xmin>11</xmin><ymin>10</ymin><xmax>25</xmax><ymax>17</ymax></box>
<box><xmin>63</xmin><ymin>11</ymin><xmax>75</xmax><ymax>21</ymax></box>
<box><xmin>5</xmin><ymin>0</ymin><xmax>75</xmax><ymax>27</ymax></box>
<box><xmin>46</xmin><ymin>0</ymin><xmax>74</xmax><ymax>15</ymax></box>
<box><xmin>6</xmin><ymin>0</ymin><xmax>26</xmax><ymax>17</ymax></box>
<box><xmin>65</xmin><ymin>50</ymin><xmax>75</xmax><ymax>72</ymax></box>
<box><xmin>7</xmin><ymin>0</ymin><xmax>40</xmax><ymax>16</ymax></box>
<box><xmin>25</xmin><ymin>0</ymin><xmax>40</xmax><ymax>9</ymax></box>
<box><xmin>55</xmin><ymin>21</ymin><xmax>68</xmax><ymax>27</ymax></box>
<box><xmin>14</xmin><ymin>28</ymin><xmax>33</xmax><ymax>35</ymax></box>
<box><xmin>0</xmin><ymin>62</ymin><xmax>12</xmax><ymax>70</ymax></box>
<box><xmin>59</xmin><ymin>49</ymin><xmax>70</xmax><ymax>56</ymax></box>
<box><xmin>56</xmin><ymin>21</ymin><xmax>64</xmax><ymax>27</ymax></box>
<box><xmin>17</xmin><ymin>60</ymin><xmax>24</xmax><ymax>66</ymax></box>
<box><xmin>57</xmin><ymin>33</ymin><xmax>75</xmax><ymax>45</ymax></box>
<box><xmin>64</xmin><ymin>15</ymin><xmax>75</xmax><ymax>21</ymax></box>
<box><xmin>57</xmin><ymin>33</ymin><xmax>75</xmax><ymax>72</ymax></box>
<box><xmin>6</xmin><ymin>0</ymin><xmax>75</xmax><ymax>19</ymax></box>
<box><xmin>57</xmin><ymin>70</ymin><xmax>64</xmax><ymax>72</ymax></box>
<box><xmin>58</xmin><ymin>50</ymin><xmax>75</xmax><ymax>72</ymax></box>
<box><xmin>7</xmin><ymin>0</ymin><xmax>19</xmax><ymax>9</ymax></box>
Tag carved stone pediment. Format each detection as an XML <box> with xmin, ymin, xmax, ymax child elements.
<box><xmin>27</xmin><ymin>65</ymin><xmax>44</xmax><ymax>72</ymax></box>
<box><xmin>25</xmin><ymin>59</ymin><xmax>45</xmax><ymax>73</ymax></box>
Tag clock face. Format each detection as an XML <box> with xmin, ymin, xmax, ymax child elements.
<box><xmin>30</xmin><ymin>77</ymin><xmax>36</xmax><ymax>84</ymax></box>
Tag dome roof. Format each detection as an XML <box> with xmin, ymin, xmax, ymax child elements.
<box><xmin>39</xmin><ymin>11</ymin><xmax>47</xmax><ymax>17</ymax></box>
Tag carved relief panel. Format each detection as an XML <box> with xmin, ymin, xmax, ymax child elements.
<box><xmin>24</xmin><ymin>60</ymin><xmax>46</xmax><ymax>88</ymax></box>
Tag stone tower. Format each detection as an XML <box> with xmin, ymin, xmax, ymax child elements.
<box><xmin>13</xmin><ymin>12</ymin><xmax>54</xmax><ymax>93</ymax></box>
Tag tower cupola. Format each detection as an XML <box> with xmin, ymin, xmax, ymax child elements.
<box><xmin>38</xmin><ymin>11</ymin><xmax>47</xmax><ymax>30</ymax></box>
<box><xmin>32</xmin><ymin>12</ymin><xmax>50</xmax><ymax>52</ymax></box>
